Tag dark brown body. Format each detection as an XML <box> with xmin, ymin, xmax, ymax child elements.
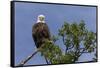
<box><xmin>32</xmin><ymin>23</ymin><xmax>51</xmax><ymax>48</ymax></box>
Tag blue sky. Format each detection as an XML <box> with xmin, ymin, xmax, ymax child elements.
<box><xmin>14</xmin><ymin>2</ymin><xmax>97</xmax><ymax>66</ymax></box>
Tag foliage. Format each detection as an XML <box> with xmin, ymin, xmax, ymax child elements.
<box><xmin>39</xmin><ymin>20</ymin><xmax>97</xmax><ymax>64</ymax></box>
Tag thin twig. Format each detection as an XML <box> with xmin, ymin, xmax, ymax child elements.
<box><xmin>44</xmin><ymin>56</ymin><xmax>49</xmax><ymax>64</ymax></box>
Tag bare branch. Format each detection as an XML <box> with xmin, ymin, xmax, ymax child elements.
<box><xmin>44</xmin><ymin>56</ymin><xmax>49</xmax><ymax>64</ymax></box>
<box><xmin>18</xmin><ymin>50</ymin><xmax>39</xmax><ymax>66</ymax></box>
<box><xmin>17</xmin><ymin>44</ymin><xmax>46</xmax><ymax>66</ymax></box>
<box><xmin>79</xmin><ymin>51</ymin><xmax>90</xmax><ymax>53</ymax></box>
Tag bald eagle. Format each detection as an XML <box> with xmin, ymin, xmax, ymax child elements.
<box><xmin>32</xmin><ymin>15</ymin><xmax>51</xmax><ymax>48</ymax></box>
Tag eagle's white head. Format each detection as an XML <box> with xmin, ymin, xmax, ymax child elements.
<box><xmin>37</xmin><ymin>14</ymin><xmax>45</xmax><ymax>23</ymax></box>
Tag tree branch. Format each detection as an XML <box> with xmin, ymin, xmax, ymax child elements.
<box><xmin>78</xmin><ymin>39</ymin><xmax>96</xmax><ymax>58</ymax></box>
<box><xmin>44</xmin><ymin>56</ymin><xmax>49</xmax><ymax>64</ymax></box>
<box><xmin>17</xmin><ymin>50</ymin><xmax>39</xmax><ymax>66</ymax></box>
<box><xmin>68</xmin><ymin>43</ymin><xmax>74</xmax><ymax>50</ymax></box>
<box><xmin>79</xmin><ymin>51</ymin><xmax>90</xmax><ymax>53</ymax></box>
<box><xmin>17</xmin><ymin>44</ymin><xmax>45</xmax><ymax>66</ymax></box>
<box><xmin>62</xmin><ymin>35</ymin><xmax>68</xmax><ymax>54</ymax></box>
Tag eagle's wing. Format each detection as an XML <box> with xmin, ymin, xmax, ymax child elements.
<box><xmin>32</xmin><ymin>23</ymin><xmax>51</xmax><ymax>48</ymax></box>
<box><xmin>42</xmin><ymin>23</ymin><xmax>51</xmax><ymax>40</ymax></box>
<box><xmin>32</xmin><ymin>23</ymin><xmax>38</xmax><ymax>48</ymax></box>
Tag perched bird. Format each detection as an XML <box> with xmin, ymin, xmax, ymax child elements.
<box><xmin>18</xmin><ymin>15</ymin><xmax>51</xmax><ymax>66</ymax></box>
<box><xmin>32</xmin><ymin>15</ymin><xmax>51</xmax><ymax>48</ymax></box>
